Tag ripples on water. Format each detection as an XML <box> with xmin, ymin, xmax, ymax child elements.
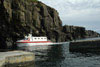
<box><xmin>18</xmin><ymin>38</ymin><xmax>100</xmax><ymax>67</ymax></box>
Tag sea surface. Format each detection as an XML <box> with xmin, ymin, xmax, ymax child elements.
<box><xmin>20</xmin><ymin>37</ymin><xmax>100</xmax><ymax>67</ymax></box>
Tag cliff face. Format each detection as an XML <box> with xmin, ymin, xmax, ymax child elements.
<box><xmin>63</xmin><ymin>25</ymin><xmax>100</xmax><ymax>40</ymax></box>
<box><xmin>0</xmin><ymin>0</ymin><xmax>63</xmax><ymax>49</ymax></box>
<box><xmin>63</xmin><ymin>25</ymin><xmax>86</xmax><ymax>40</ymax></box>
<box><xmin>0</xmin><ymin>0</ymin><xmax>100</xmax><ymax>49</ymax></box>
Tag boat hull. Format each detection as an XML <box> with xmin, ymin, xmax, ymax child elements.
<box><xmin>17</xmin><ymin>42</ymin><xmax>54</xmax><ymax>47</ymax></box>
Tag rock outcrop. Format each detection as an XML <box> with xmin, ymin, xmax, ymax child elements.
<box><xmin>63</xmin><ymin>25</ymin><xmax>86</xmax><ymax>40</ymax></box>
<box><xmin>0</xmin><ymin>0</ymin><xmax>100</xmax><ymax>49</ymax></box>
<box><xmin>86</xmin><ymin>30</ymin><xmax>100</xmax><ymax>38</ymax></box>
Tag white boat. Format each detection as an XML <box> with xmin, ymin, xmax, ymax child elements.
<box><xmin>16</xmin><ymin>34</ymin><xmax>53</xmax><ymax>47</ymax></box>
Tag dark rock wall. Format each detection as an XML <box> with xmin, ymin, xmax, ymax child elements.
<box><xmin>63</xmin><ymin>25</ymin><xmax>86</xmax><ymax>40</ymax></box>
<box><xmin>0</xmin><ymin>0</ymin><xmax>63</xmax><ymax>49</ymax></box>
<box><xmin>0</xmin><ymin>0</ymin><xmax>100</xmax><ymax>49</ymax></box>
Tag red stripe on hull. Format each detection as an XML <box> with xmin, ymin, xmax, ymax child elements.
<box><xmin>16</xmin><ymin>41</ymin><xmax>52</xmax><ymax>43</ymax></box>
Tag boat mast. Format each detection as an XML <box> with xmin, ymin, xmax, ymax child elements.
<box><xmin>28</xmin><ymin>29</ymin><xmax>32</xmax><ymax>39</ymax></box>
<box><xmin>30</xmin><ymin>29</ymin><xmax>32</xmax><ymax>34</ymax></box>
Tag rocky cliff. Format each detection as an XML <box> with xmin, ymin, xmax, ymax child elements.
<box><xmin>0</xmin><ymin>0</ymin><xmax>100</xmax><ymax>49</ymax></box>
<box><xmin>63</xmin><ymin>25</ymin><xmax>86</xmax><ymax>40</ymax></box>
<box><xmin>86</xmin><ymin>30</ymin><xmax>100</xmax><ymax>38</ymax></box>
<box><xmin>63</xmin><ymin>25</ymin><xmax>100</xmax><ymax>40</ymax></box>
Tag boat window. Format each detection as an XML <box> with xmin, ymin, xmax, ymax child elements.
<box><xmin>24</xmin><ymin>38</ymin><xmax>28</xmax><ymax>40</ymax></box>
<box><xmin>35</xmin><ymin>38</ymin><xmax>36</xmax><ymax>39</ymax></box>
<box><xmin>38</xmin><ymin>38</ymin><xmax>40</xmax><ymax>39</ymax></box>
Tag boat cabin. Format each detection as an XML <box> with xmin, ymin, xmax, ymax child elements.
<box><xmin>25</xmin><ymin>34</ymin><xmax>48</xmax><ymax>41</ymax></box>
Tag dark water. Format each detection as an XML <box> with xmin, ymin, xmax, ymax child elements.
<box><xmin>18</xmin><ymin>37</ymin><xmax>100</xmax><ymax>67</ymax></box>
<box><xmin>23</xmin><ymin>41</ymin><xmax>100</xmax><ymax>67</ymax></box>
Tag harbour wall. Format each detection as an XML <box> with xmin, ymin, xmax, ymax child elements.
<box><xmin>69</xmin><ymin>39</ymin><xmax>100</xmax><ymax>53</ymax></box>
<box><xmin>0</xmin><ymin>51</ymin><xmax>35</xmax><ymax>67</ymax></box>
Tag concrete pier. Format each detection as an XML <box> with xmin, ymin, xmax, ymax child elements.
<box><xmin>69</xmin><ymin>39</ymin><xmax>100</xmax><ymax>53</ymax></box>
<box><xmin>0</xmin><ymin>51</ymin><xmax>35</xmax><ymax>67</ymax></box>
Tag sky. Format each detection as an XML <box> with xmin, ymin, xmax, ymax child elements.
<box><xmin>39</xmin><ymin>0</ymin><xmax>100</xmax><ymax>33</ymax></box>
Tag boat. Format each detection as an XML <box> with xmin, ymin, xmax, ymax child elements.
<box><xmin>16</xmin><ymin>33</ymin><xmax>53</xmax><ymax>47</ymax></box>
